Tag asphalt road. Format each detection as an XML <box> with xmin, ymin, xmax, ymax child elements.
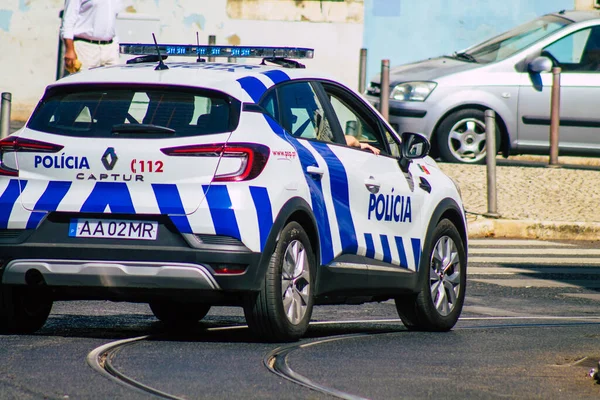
<box><xmin>1</xmin><ymin>238</ymin><xmax>600</xmax><ymax>400</ymax></box>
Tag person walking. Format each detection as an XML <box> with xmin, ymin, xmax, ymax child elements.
<box><xmin>60</xmin><ymin>0</ymin><xmax>123</xmax><ymax>74</ymax></box>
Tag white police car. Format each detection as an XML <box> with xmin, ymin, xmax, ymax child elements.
<box><xmin>0</xmin><ymin>44</ymin><xmax>467</xmax><ymax>342</ymax></box>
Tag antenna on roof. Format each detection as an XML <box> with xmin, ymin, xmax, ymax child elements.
<box><xmin>152</xmin><ymin>33</ymin><xmax>168</xmax><ymax>70</ymax></box>
<box><xmin>196</xmin><ymin>32</ymin><xmax>206</xmax><ymax>63</ymax></box>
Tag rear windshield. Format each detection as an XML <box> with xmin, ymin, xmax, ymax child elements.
<box><xmin>28</xmin><ymin>84</ymin><xmax>240</xmax><ymax>138</ymax></box>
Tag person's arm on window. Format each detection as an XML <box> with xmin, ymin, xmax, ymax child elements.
<box><xmin>345</xmin><ymin>135</ymin><xmax>380</xmax><ymax>155</ymax></box>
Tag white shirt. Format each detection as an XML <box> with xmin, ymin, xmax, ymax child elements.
<box><xmin>60</xmin><ymin>0</ymin><xmax>122</xmax><ymax>41</ymax></box>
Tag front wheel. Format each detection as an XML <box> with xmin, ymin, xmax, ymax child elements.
<box><xmin>395</xmin><ymin>219</ymin><xmax>467</xmax><ymax>331</ymax></box>
<box><xmin>436</xmin><ymin>108</ymin><xmax>500</xmax><ymax>164</ymax></box>
<box><xmin>244</xmin><ymin>221</ymin><xmax>315</xmax><ymax>342</ymax></box>
<box><xmin>0</xmin><ymin>285</ymin><xmax>53</xmax><ymax>334</ymax></box>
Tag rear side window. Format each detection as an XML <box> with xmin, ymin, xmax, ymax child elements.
<box><xmin>28</xmin><ymin>85</ymin><xmax>240</xmax><ymax>138</ymax></box>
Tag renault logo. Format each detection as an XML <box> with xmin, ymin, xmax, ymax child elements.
<box><xmin>101</xmin><ymin>147</ymin><xmax>118</xmax><ymax>170</ymax></box>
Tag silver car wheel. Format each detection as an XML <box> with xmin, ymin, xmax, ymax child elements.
<box><xmin>429</xmin><ymin>235</ymin><xmax>461</xmax><ymax>316</ymax></box>
<box><xmin>281</xmin><ymin>239</ymin><xmax>311</xmax><ymax>325</ymax></box>
<box><xmin>447</xmin><ymin>117</ymin><xmax>487</xmax><ymax>163</ymax></box>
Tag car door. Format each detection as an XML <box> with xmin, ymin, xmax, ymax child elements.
<box><xmin>317</xmin><ymin>81</ymin><xmax>426</xmax><ymax>274</ymax></box>
<box><xmin>518</xmin><ymin>25</ymin><xmax>600</xmax><ymax>153</ymax></box>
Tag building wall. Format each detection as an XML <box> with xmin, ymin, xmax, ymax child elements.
<box><xmin>363</xmin><ymin>0</ymin><xmax>577</xmax><ymax>83</ymax></box>
<box><xmin>0</xmin><ymin>0</ymin><xmax>363</xmax><ymax>121</ymax></box>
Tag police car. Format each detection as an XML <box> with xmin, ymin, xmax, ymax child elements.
<box><xmin>0</xmin><ymin>43</ymin><xmax>467</xmax><ymax>342</ymax></box>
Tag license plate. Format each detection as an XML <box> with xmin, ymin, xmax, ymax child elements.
<box><xmin>68</xmin><ymin>218</ymin><xmax>158</xmax><ymax>240</ymax></box>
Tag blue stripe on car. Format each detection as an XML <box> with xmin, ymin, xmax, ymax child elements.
<box><xmin>364</xmin><ymin>233</ymin><xmax>375</xmax><ymax>259</ymax></box>
<box><xmin>250</xmin><ymin>186</ymin><xmax>273</xmax><ymax>251</ymax></box>
<box><xmin>262</xmin><ymin>70</ymin><xmax>290</xmax><ymax>84</ymax></box>
<box><xmin>309</xmin><ymin>142</ymin><xmax>358</xmax><ymax>254</ymax></box>
<box><xmin>288</xmin><ymin>142</ymin><xmax>334</xmax><ymax>264</ymax></box>
<box><xmin>26</xmin><ymin>181</ymin><xmax>71</xmax><ymax>229</ymax></box>
<box><xmin>259</xmin><ymin>114</ymin><xmax>335</xmax><ymax>264</ymax></box>
<box><xmin>411</xmin><ymin>238</ymin><xmax>422</xmax><ymax>271</ymax></box>
<box><xmin>152</xmin><ymin>183</ymin><xmax>193</xmax><ymax>234</ymax></box>
<box><xmin>237</xmin><ymin>76</ymin><xmax>268</xmax><ymax>103</ymax></box>
<box><xmin>394</xmin><ymin>236</ymin><xmax>409</xmax><ymax>269</ymax></box>
<box><xmin>81</xmin><ymin>182</ymin><xmax>135</xmax><ymax>214</ymax></box>
<box><xmin>204</xmin><ymin>185</ymin><xmax>242</xmax><ymax>240</ymax></box>
<box><xmin>380</xmin><ymin>234</ymin><xmax>392</xmax><ymax>263</ymax></box>
<box><xmin>0</xmin><ymin>179</ymin><xmax>23</xmax><ymax>229</ymax></box>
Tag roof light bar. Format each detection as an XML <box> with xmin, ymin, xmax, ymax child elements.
<box><xmin>120</xmin><ymin>44</ymin><xmax>314</xmax><ymax>59</ymax></box>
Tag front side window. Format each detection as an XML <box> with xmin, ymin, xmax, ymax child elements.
<box><xmin>542</xmin><ymin>26</ymin><xmax>600</xmax><ymax>71</ymax></box>
<box><xmin>28</xmin><ymin>85</ymin><xmax>238</xmax><ymax>138</ymax></box>
<box><xmin>322</xmin><ymin>83</ymin><xmax>387</xmax><ymax>154</ymax></box>
<box><xmin>278</xmin><ymin>82</ymin><xmax>334</xmax><ymax>142</ymax></box>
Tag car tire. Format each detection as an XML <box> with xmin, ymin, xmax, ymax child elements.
<box><xmin>0</xmin><ymin>285</ymin><xmax>53</xmax><ymax>334</ymax></box>
<box><xmin>149</xmin><ymin>301</ymin><xmax>211</xmax><ymax>326</ymax></box>
<box><xmin>244</xmin><ymin>221</ymin><xmax>315</xmax><ymax>342</ymax></box>
<box><xmin>395</xmin><ymin>219</ymin><xmax>467</xmax><ymax>331</ymax></box>
<box><xmin>436</xmin><ymin>108</ymin><xmax>500</xmax><ymax>164</ymax></box>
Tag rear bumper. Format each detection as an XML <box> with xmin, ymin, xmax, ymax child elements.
<box><xmin>0</xmin><ymin>242</ymin><xmax>264</xmax><ymax>294</ymax></box>
<box><xmin>3</xmin><ymin>259</ymin><xmax>220</xmax><ymax>290</ymax></box>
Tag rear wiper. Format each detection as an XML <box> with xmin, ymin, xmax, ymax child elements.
<box><xmin>452</xmin><ymin>52</ymin><xmax>478</xmax><ymax>63</ymax></box>
<box><xmin>111</xmin><ymin>124</ymin><xmax>175</xmax><ymax>134</ymax></box>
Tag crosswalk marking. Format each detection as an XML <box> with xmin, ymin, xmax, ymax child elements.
<box><xmin>469</xmin><ymin>248</ymin><xmax>600</xmax><ymax>255</ymax></box>
<box><xmin>467</xmin><ymin>238</ymin><xmax>600</xmax><ymax>287</ymax></box>
<box><xmin>469</xmin><ymin>239</ymin><xmax>600</xmax><ymax>266</ymax></box>
<box><xmin>469</xmin><ymin>256</ymin><xmax>600</xmax><ymax>265</ymax></box>
<box><xmin>468</xmin><ymin>239</ymin><xmax>574</xmax><ymax>247</ymax></box>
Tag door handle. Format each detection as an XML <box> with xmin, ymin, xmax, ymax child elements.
<box><xmin>364</xmin><ymin>176</ymin><xmax>380</xmax><ymax>193</ymax></box>
<box><xmin>306</xmin><ymin>165</ymin><xmax>325</xmax><ymax>178</ymax></box>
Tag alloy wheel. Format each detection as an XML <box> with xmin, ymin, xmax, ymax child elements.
<box><xmin>281</xmin><ymin>239</ymin><xmax>311</xmax><ymax>325</ymax></box>
<box><xmin>429</xmin><ymin>235</ymin><xmax>461</xmax><ymax>316</ymax></box>
<box><xmin>447</xmin><ymin>117</ymin><xmax>487</xmax><ymax>163</ymax></box>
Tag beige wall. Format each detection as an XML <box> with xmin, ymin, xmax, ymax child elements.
<box><xmin>575</xmin><ymin>0</ymin><xmax>596</xmax><ymax>9</ymax></box>
<box><xmin>0</xmin><ymin>0</ymin><xmax>363</xmax><ymax>121</ymax></box>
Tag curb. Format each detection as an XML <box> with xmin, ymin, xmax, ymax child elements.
<box><xmin>468</xmin><ymin>217</ymin><xmax>600</xmax><ymax>241</ymax></box>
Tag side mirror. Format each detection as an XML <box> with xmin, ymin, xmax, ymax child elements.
<box><xmin>399</xmin><ymin>132</ymin><xmax>430</xmax><ymax>172</ymax></box>
<box><xmin>529</xmin><ymin>56</ymin><xmax>553</xmax><ymax>73</ymax></box>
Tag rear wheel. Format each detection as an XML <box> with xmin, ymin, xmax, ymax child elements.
<box><xmin>244</xmin><ymin>221</ymin><xmax>315</xmax><ymax>342</ymax></box>
<box><xmin>149</xmin><ymin>301</ymin><xmax>211</xmax><ymax>326</ymax></box>
<box><xmin>0</xmin><ymin>285</ymin><xmax>53</xmax><ymax>334</ymax></box>
<box><xmin>395</xmin><ymin>219</ymin><xmax>466</xmax><ymax>331</ymax></box>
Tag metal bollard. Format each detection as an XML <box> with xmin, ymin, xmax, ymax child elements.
<box><xmin>549</xmin><ymin>66</ymin><xmax>561</xmax><ymax>166</ymax></box>
<box><xmin>358</xmin><ymin>48</ymin><xmax>367</xmax><ymax>94</ymax></box>
<box><xmin>484</xmin><ymin>110</ymin><xmax>500</xmax><ymax>218</ymax></box>
<box><xmin>379</xmin><ymin>59</ymin><xmax>390</xmax><ymax>121</ymax></box>
<box><xmin>0</xmin><ymin>92</ymin><xmax>11</xmax><ymax>139</ymax></box>
<box><xmin>208</xmin><ymin>35</ymin><xmax>216</xmax><ymax>62</ymax></box>
<box><xmin>57</xmin><ymin>9</ymin><xmax>66</xmax><ymax>80</ymax></box>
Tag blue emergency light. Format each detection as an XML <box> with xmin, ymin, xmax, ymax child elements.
<box><xmin>120</xmin><ymin>44</ymin><xmax>314</xmax><ymax>59</ymax></box>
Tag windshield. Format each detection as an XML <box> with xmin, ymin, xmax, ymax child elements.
<box><xmin>461</xmin><ymin>14</ymin><xmax>572</xmax><ymax>63</ymax></box>
<box><xmin>28</xmin><ymin>85</ymin><xmax>239</xmax><ymax>138</ymax></box>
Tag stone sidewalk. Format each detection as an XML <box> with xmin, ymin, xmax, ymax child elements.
<box><xmin>439</xmin><ymin>159</ymin><xmax>600</xmax><ymax>241</ymax></box>
<box><xmin>9</xmin><ymin>120</ymin><xmax>600</xmax><ymax>240</ymax></box>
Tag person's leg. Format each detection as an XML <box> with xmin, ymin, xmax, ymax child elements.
<box><xmin>101</xmin><ymin>41</ymin><xmax>121</xmax><ymax>66</ymax></box>
<box><xmin>74</xmin><ymin>41</ymin><xmax>102</xmax><ymax>70</ymax></box>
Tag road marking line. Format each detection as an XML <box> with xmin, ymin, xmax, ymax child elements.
<box><xmin>469</xmin><ymin>248</ymin><xmax>600</xmax><ymax>255</ymax></box>
<box><xmin>469</xmin><ymin>256</ymin><xmax>600</xmax><ymax>265</ymax></box>
<box><xmin>468</xmin><ymin>266</ymin><xmax>600</xmax><ymax>275</ymax></box>
<box><xmin>468</xmin><ymin>239</ymin><xmax>573</xmax><ymax>247</ymax></box>
<box><xmin>471</xmin><ymin>278</ymin><xmax>600</xmax><ymax>288</ymax></box>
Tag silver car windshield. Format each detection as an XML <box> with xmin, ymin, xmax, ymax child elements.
<box><xmin>461</xmin><ymin>14</ymin><xmax>572</xmax><ymax>63</ymax></box>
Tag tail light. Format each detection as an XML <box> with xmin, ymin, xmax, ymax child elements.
<box><xmin>161</xmin><ymin>142</ymin><xmax>270</xmax><ymax>181</ymax></box>
<box><xmin>0</xmin><ymin>136</ymin><xmax>64</xmax><ymax>177</ymax></box>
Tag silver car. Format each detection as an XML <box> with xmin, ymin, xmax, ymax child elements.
<box><xmin>366</xmin><ymin>10</ymin><xmax>600</xmax><ymax>163</ymax></box>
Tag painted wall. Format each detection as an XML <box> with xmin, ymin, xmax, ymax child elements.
<box><xmin>363</xmin><ymin>0</ymin><xmax>577</xmax><ymax>83</ymax></box>
<box><xmin>0</xmin><ymin>0</ymin><xmax>363</xmax><ymax>121</ymax></box>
